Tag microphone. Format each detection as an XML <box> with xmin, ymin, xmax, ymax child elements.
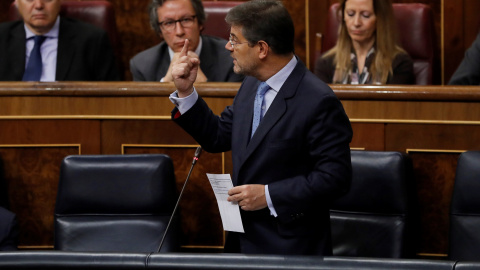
<box><xmin>156</xmin><ymin>146</ymin><xmax>202</xmax><ymax>252</ymax></box>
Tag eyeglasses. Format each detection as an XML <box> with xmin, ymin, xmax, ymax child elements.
<box><xmin>228</xmin><ymin>37</ymin><xmax>249</xmax><ymax>49</ymax></box>
<box><xmin>158</xmin><ymin>15</ymin><xmax>196</xmax><ymax>32</ymax></box>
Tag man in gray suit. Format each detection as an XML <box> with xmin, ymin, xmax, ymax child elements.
<box><xmin>130</xmin><ymin>0</ymin><xmax>244</xmax><ymax>82</ymax></box>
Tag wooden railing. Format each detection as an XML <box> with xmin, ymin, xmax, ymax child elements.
<box><xmin>1</xmin><ymin>82</ymin><xmax>479</xmax><ymax>257</ymax></box>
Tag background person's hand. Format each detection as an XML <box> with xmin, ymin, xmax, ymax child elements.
<box><xmin>172</xmin><ymin>39</ymin><xmax>200</xmax><ymax>97</ymax></box>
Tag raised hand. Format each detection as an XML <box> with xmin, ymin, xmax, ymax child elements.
<box><xmin>172</xmin><ymin>39</ymin><xmax>200</xmax><ymax>97</ymax></box>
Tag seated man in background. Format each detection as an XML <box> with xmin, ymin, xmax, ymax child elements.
<box><xmin>0</xmin><ymin>0</ymin><xmax>120</xmax><ymax>81</ymax></box>
<box><xmin>130</xmin><ymin>0</ymin><xmax>244</xmax><ymax>82</ymax></box>
<box><xmin>449</xmin><ymin>31</ymin><xmax>480</xmax><ymax>85</ymax></box>
<box><xmin>0</xmin><ymin>207</ymin><xmax>18</xmax><ymax>251</ymax></box>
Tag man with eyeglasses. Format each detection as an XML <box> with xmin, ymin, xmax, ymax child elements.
<box><xmin>169</xmin><ymin>0</ymin><xmax>352</xmax><ymax>255</ymax></box>
<box><xmin>130</xmin><ymin>0</ymin><xmax>243</xmax><ymax>82</ymax></box>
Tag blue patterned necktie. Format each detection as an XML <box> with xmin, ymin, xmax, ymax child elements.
<box><xmin>251</xmin><ymin>82</ymin><xmax>270</xmax><ymax>137</ymax></box>
<box><xmin>23</xmin><ymin>35</ymin><xmax>47</xmax><ymax>81</ymax></box>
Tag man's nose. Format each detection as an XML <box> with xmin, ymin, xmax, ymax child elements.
<box><xmin>175</xmin><ymin>22</ymin><xmax>186</xmax><ymax>35</ymax></box>
<box><xmin>225</xmin><ymin>41</ymin><xmax>234</xmax><ymax>51</ymax></box>
<box><xmin>33</xmin><ymin>0</ymin><xmax>45</xmax><ymax>9</ymax></box>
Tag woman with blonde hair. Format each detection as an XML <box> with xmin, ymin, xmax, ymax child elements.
<box><xmin>314</xmin><ymin>0</ymin><xmax>414</xmax><ymax>84</ymax></box>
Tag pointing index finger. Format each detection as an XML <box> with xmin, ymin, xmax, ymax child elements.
<box><xmin>180</xmin><ymin>39</ymin><xmax>189</xmax><ymax>57</ymax></box>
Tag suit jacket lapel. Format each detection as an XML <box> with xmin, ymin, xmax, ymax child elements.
<box><xmin>240</xmin><ymin>61</ymin><xmax>307</xmax><ymax>166</ymax></box>
<box><xmin>156</xmin><ymin>42</ymin><xmax>170</xmax><ymax>81</ymax></box>
<box><xmin>56</xmin><ymin>17</ymin><xmax>75</xmax><ymax>81</ymax></box>
<box><xmin>199</xmin><ymin>37</ymin><xmax>216</xmax><ymax>79</ymax></box>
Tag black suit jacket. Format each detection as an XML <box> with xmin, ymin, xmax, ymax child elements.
<box><xmin>173</xmin><ymin>60</ymin><xmax>353</xmax><ymax>255</ymax></box>
<box><xmin>449</xmin><ymin>32</ymin><xmax>480</xmax><ymax>85</ymax></box>
<box><xmin>0</xmin><ymin>17</ymin><xmax>120</xmax><ymax>81</ymax></box>
<box><xmin>130</xmin><ymin>35</ymin><xmax>244</xmax><ymax>82</ymax></box>
<box><xmin>314</xmin><ymin>52</ymin><xmax>415</xmax><ymax>84</ymax></box>
<box><xmin>0</xmin><ymin>207</ymin><xmax>18</xmax><ymax>251</ymax></box>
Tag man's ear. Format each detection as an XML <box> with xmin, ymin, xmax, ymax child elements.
<box><xmin>257</xmin><ymin>40</ymin><xmax>269</xmax><ymax>60</ymax></box>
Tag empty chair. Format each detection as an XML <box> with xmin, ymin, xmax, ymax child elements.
<box><xmin>203</xmin><ymin>1</ymin><xmax>243</xmax><ymax>40</ymax></box>
<box><xmin>330</xmin><ymin>151</ymin><xmax>417</xmax><ymax>258</ymax></box>
<box><xmin>54</xmin><ymin>154</ymin><xmax>180</xmax><ymax>252</ymax></box>
<box><xmin>316</xmin><ymin>3</ymin><xmax>436</xmax><ymax>85</ymax></box>
<box><xmin>449</xmin><ymin>151</ymin><xmax>480</xmax><ymax>261</ymax></box>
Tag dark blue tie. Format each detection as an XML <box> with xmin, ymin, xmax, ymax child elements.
<box><xmin>251</xmin><ymin>82</ymin><xmax>270</xmax><ymax>137</ymax></box>
<box><xmin>23</xmin><ymin>35</ymin><xmax>47</xmax><ymax>81</ymax></box>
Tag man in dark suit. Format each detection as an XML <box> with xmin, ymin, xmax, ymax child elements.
<box><xmin>169</xmin><ymin>0</ymin><xmax>352</xmax><ymax>255</ymax></box>
<box><xmin>130</xmin><ymin>0</ymin><xmax>243</xmax><ymax>83</ymax></box>
<box><xmin>0</xmin><ymin>207</ymin><xmax>18</xmax><ymax>251</ymax></box>
<box><xmin>449</xmin><ymin>32</ymin><xmax>480</xmax><ymax>85</ymax></box>
<box><xmin>0</xmin><ymin>0</ymin><xmax>120</xmax><ymax>81</ymax></box>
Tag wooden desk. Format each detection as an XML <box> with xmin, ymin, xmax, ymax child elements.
<box><xmin>1</xmin><ymin>82</ymin><xmax>479</xmax><ymax>257</ymax></box>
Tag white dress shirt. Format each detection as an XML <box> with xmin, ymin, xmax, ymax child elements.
<box><xmin>24</xmin><ymin>16</ymin><xmax>60</xmax><ymax>82</ymax></box>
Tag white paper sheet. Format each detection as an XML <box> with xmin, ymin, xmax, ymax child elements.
<box><xmin>206</xmin><ymin>173</ymin><xmax>244</xmax><ymax>233</ymax></box>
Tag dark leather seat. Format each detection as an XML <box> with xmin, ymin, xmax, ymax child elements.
<box><xmin>330</xmin><ymin>151</ymin><xmax>417</xmax><ymax>258</ymax></box>
<box><xmin>54</xmin><ymin>154</ymin><xmax>180</xmax><ymax>252</ymax></box>
<box><xmin>456</xmin><ymin>262</ymin><xmax>480</xmax><ymax>270</ymax></box>
<box><xmin>203</xmin><ymin>1</ymin><xmax>243</xmax><ymax>40</ymax></box>
<box><xmin>0</xmin><ymin>251</ymin><xmax>457</xmax><ymax>270</ymax></box>
<box><xmin>316</xmin><ymin>3</ymin><xmax>436</xmax><ymax>85</ymax></box>
<box><xmin>449</xmin><ymin>151</ymin><xmax>480</xmax><ymax>261</ymax></box>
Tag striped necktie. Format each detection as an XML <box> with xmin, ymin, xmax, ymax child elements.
<box><xmin>251</xmin><ymin>82</ymin><xmax>270</xmax><ymax>137</ymax></box>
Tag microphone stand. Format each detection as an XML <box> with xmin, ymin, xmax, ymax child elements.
<box><xmin>156</xmin><ymin>146</ymin><xmax>202</xmax><ymax>252</ymax></box>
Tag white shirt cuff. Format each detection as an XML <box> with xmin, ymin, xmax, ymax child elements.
<box><xmin>265</xmin><ymin>185</ymin><xmax>278</xmax><ymax>217</ymax></box>
<box><xmin>169</xmin><ymin>88</ymin><xmax>198</xmax><ymax>114</ymax></box>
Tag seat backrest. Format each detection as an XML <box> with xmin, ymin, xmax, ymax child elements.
<box><xmin>8</xmin><ymin>1</ymin><xmax>119</xmax><ymax>48</ymax></box>
<box><xmin>318</xmin><ymin>3</ymin><xmax>436</xmax><ymax>85</ymax></box>
<box><xmin>202</xmin><ymin>1</ymin><xmax>243</xmax><ymax>41</ymax></box>
<box><xmin>54</xmin><ymin>154</ymin><xmax>180</xmax><ymax>253</ymax></box>
<box><xmin>330</xmin><ymin>151</ymin><xmax>417</xmax><ymax>258</ymax></box>
<box><xmin>449</xmin><ymin>151</ymin><xmax>480</xmax><ymax>261</ymax></box>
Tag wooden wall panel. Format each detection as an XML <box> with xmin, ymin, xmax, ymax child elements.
<box><xmin>0</xmin><ymin>119</ymin><xmax>100</xmax><ymax>248</ymax></box>
<box><xmin>385</xmin><ymin>123</ymin><xmax>480</xmax><ymax>255</ymax></box>
<box><xmin>350</xmin><ymin>123</ymin><xmax>385</xmax><ymax>151</ymax></box>
<box><xmin>407</xmin><ymin>151</ymin><xmax>460</xmax><ymax>256</ymax></box>
<box><xmin>124</xmin><ymin>146</ymin><xmax>225</xmax><ymax>249</ymax></box>
<box><xmin>100</xmin><ymin>120</ymin><xmax>196</xmax><ymax>154</ymax></box>
<box><xmin>1</xmin><ymin>146</ymin><xmax>80</xmax><ymax>248</ymax></box>
<box><xmin>110</xmin><ymin>0</ymin><xmax>159</xmax><ymax>81</ymax></box>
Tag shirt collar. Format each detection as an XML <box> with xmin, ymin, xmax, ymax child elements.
<box><xmin>168</xmin><ymin>36</ymin><xmax>203</xmax><ymax>60</ymax></box>
<box><xmin>265</xmin><ymin>55</ymin><xmax>297</xmax><ymax>93</ymax></box>
<box><xmin>24</xmin><ymin>16</ymin><xmax>60</xmax><ymax>39</ymax></box>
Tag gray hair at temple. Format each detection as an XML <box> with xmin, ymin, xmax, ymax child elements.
<box><xmin>149</xmin><ymin>0</ymin><xmax>206</xmax><ymax>35</ymax></box>
<box><xmin>225</xmin><ymin>0</ymin><xmax>294</xmax><ymax>55</ymax></box>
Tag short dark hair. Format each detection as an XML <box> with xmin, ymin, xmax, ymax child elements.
<box><xmin>149</xmin><ymin>0</ymin><xmax>206</xmax><ymax>35</ymax></box>
<box><xmin>225</xmin><ymin>0</ymin><xmax>294</xmax><ymax>55</ymax></box>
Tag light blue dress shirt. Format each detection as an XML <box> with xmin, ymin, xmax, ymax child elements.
<box><xmin>24</xmin><ymin>16</ymin><xmax>60</xmax><ymax>82</ymax></box>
